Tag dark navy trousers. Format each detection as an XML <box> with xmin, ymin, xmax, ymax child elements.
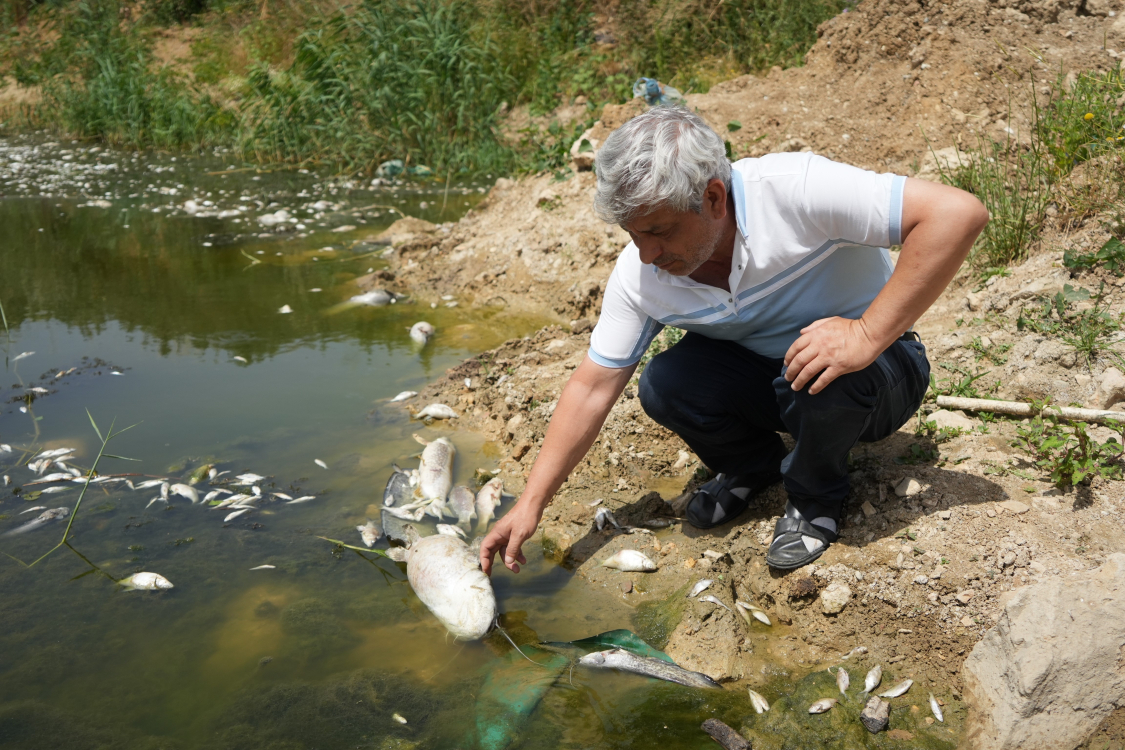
<box><xmin>638</xmin><ymin>332</ymin><xmax>930</xmax><ymax>513</ymax></box>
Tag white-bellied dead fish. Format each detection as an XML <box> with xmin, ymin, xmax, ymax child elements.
<box><xmin>836</xmin><ymin>667</ymin><xmax>850</xmax><ymax>693</ymax></box>
<box><xmin>930</xmin><ymin>693</ymin><xmax>944</xmax><ymax>722</ymax></box>
<box><xmin>39</xmin><ymin>486</ymin><xmax>71</xmax><ymax>494</ymax></box>
<box><xmin>134</xmin><ymin>479</ymin><xmax>164</xmax><ymax>490</ymax></box>
<box><xmin>436</xmin><ymin>523</ymin><xmax>466</xmax><ymax>538</ymax></box>
<box><xmin>391</xmin><ymin>390</ymin><xmax>418</xmax><ymax>402</ymax></box>
<box><xmin>235</xmin><ymin>473</ymin><xmax>266</xmax><ymax>485</ymax></box>
<box><xmin>27</xmin><ymin>472</ymin><xmax>72</xmax><ymax>485</ymax></box>
<box><xmin>19</xmin><ymin>506</ymin><xmax>46</xmax><ymax>515</ymax></box>
<box><xmin>349</xmin><ymin>290</ymin><xmax>394</xmax><ymax>306</ymax></box>
<box><xmin>409</xmin><ymin>321</ymin><xmax>434</xmax><ymax>346</ymax></box>
<box><xmin>578</xmin><ymin>649</ymin><xmax>721</xmax><ymax>689</ymax></box>
<box><xmin>809</xmin><ymin>698</ymin><xmax>837</xmax><ymax>714</ymax></box>
<box><xmin>879</xmin><ymin>679</ymin><xmax>913</xmax><ymax>698</ymax></box>
<box><xmin>169</xmin><ymin>483</ymin><xmax>200</xmax><ymax>504</ymax></box>
<box><xmin>357</xmin><ymin>519</ymin><xmax>381</xmax><ymax>547</ymax></box>
<box><xmin>414</xmin><ymin>403</ymin><xmax>457</xmax><ymax>421</ymax></box>
<box><xmin>118</xmin><ymin>572</ymin><xmax>173</xmax><ymax>591</ymax></box>
<box><xmin>383</xmin><ymin>464</ymin><xmax>414</xmax><ymax>508</ymax></box>
<box><xmin>448</xmin><ymin>486</ymin><xmax>476</xmax><ymax>528</ymax></box>
<box><xmin>699</xmin><ymin>595</ymin><xmax>731</xmax><ymax>612</ymax></box>
<box><xmin>594</xmin><ymin>507</ymin><xmax>622</xmax><ymax>531</ymax></box>
<box><xmin>688</xmin><ymin>579</ymin><xmax>713</xmax><ymax>598</ymax></box>
<box><xmin>413</xmin><ymin>435</ymin><xmax>454</xmax><ymax>507</ymax></box>
<box><xmin>213</xmin><ymin>494</ymin><xmax>250</xmax><ymax>510</ymax></box>
<box><xmin>224</xmin><ymin>508</ymin><xmax>251</xmax><ymax>522</ymax></box>
<box><xmin>314</xmin><ymin>459</ymin><xmax>328</xmax><ymax>470</ymax></box>
<box><xmin>392</xmin><ymin>712</ymin><xmax>408</xmax><ymax>725</ymax></box>
<box><xmin>381</xmin><ymin>510</ymin><xmax>429</xmax><ymax>546</ymax></box>
<box><xmin>600</xmin><ymin>550</ymin><xmax>657</xmax><ymax>572</ymax></box>
<box><xmin>474</xmin><ymin>478</ymin><xmax>503</xmax><ymax>533</ymax></box>
<box><xmin>403</xmin><ymin>533</ymin><xmax>497</xmax><ymax>640</ymax></box>
<box><xmin>249</xmin><ymin>565</ymin><xmax>275</xmax><ymax>571</ymax></box>
<box><xmin>841</xmin><ymin>646</ymin><xmax>868</xmax><ymax>660</ymax></box>
<box><xmin>273</xmin><ymin>492</ymin><xmax>292</xmax><ymax>501</ymax></box>
<box><xmin>748</xmin><ymin>689</ymin><xmax>770</xmax><ymax>713</ymax></box>
<box><xmin>735</xmin><ymin>601</ymin><xmax>771</xmax><ymax>626</ymax></box>
<box><xmin>286</xmin><ymin>495</ymin><xmax>317</xmax><ymax>504</ymax></box>
<box><xmin>4</xmin><ymin>507</ymin><xmax>69</xmax><ymax>536</ymax></box>
<box><xmin>384</xmin><ymin>505</ymin><xmax>426</xmax><ymax>522</ymax></box>
<box><xmin>863</xmin><ymin>665</ymin><xmax>883</xmax><ymax>694</ymax></box>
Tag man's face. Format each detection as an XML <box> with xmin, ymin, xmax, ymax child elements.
<box><xmin>622</xmin><ymin>182</ymin><xmax>728</xmax><ymax>276</ymax></box>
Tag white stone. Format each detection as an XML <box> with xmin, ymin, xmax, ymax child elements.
<box><xmin>962</xmin><ymin>554</ymin><xmax>1125</xmax><ymax>750</ymax></box>
<box><xmin>1090</xmin><ymin>367</ymin><xmax>1125</xmax><ymax>410</ymax></box>
<box><xmin>820</xmin><ymin>582</ymin><xmax>852</xmax><ymax>615</ymax></box>
<box><xmin>929</xmin><ymin>409</ymin><xmax>976</xmax><ymax>431</ymax></box>
<box><xmin>894</xmin><ymin>477</ymin><xmax>923</xmax><ymax>497</ymax></box>
<box><xmin>569</xmin><ymin>127</ymin><xmax>599</xmax><ymax>171</ymax></box>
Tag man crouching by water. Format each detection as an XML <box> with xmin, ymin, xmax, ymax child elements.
<box><xmin>480</xmin><ymin>106</ymin><xmax>987</xmax><ymax>575</ymax></box>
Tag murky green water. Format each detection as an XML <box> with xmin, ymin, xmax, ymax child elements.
<box><xmin>0</xmin><ymin>139</ymin><xmax>961</xmax><ymax>749</ymax></box>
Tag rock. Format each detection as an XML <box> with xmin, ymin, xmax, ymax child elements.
<box><xmin>914</xmin><ymin>575</ymin><xmax>929</xmax><ymax>585</ymax></box>
<box><xmin>998</xmin><ymin>500</ymin><xmax>1029</xmax><ymax>515</ymax></box>
<box><xmin>1029</xmin><ymin>560</ymin><xmax>1046</xmax><ymax>574</ymax></box>
<box><xmin>966</xmin><ymin>290</ymin><xmax>986</xmax><ymax>311</ymax></box>
<box><xmin>938</xmin><ymin>510</ymin><xmax>952</xmax><ymax>520</ymax></box>
<box><xmin>886</xmin><ymin>730</ymin><xmax>914</xmax><ymax>741</ymax></box>
<box><xmin>374</xmin><ymin>216</ymin><xmax>436</xmax><ymax>246</ymax></box>
<box><xmin>1090</xmin><ymin>367</ymin><xmax>1125</xmax><ymax>410</ymax></box>
<box><xmin>820</xmin><ymin>582</ymin><xmax>852</xmax><ymax>614</ymax></box>
<box><xmin>700</xmin><ymin>718</ymin><xmax>750</xmax><ymax>750</ymax></box>
<box><xmin>860</xmin><ymin>696</ymin><xmax>890</xmax><ymax>733</ymax></box>
<box><xmin>918</xmin><ymin>146</ymin><xmax>970</xmax><ymax>181</ymax></box>
<box><xmin>961</xmin><ymin>553</ymin><xmax>1125</xmax><ymax>750</ymax></box>
<box><xmin>929</xmin><ymin>409</ymin><xmax>976</xmax><ymax>432</ymax></box>
<box><xmin>957</xmin><ymin>591</ymin><xmax>976</xmax><ymax>604</ymax></box>
<box><xmin>961</xmin><ymin>616</ymin><xmax>976</xmax><ymax>627</ymax></box>
<box><xmin>773</xmin><ymin>137</ymin><xmax>811</xmax><ymax>153</ymax></box>
<box><xmin>895</xmin><ymin>477</ymin><xmax>923</xmax><ymax>497</ymax></box>
<box><xmin>619</xmin><ymin>580</ymin><xmax>633</xmax><ymax>594</ymax></box>
<box><xmin>569</xmin><ymin>127</ymin><xmax>599</xmax><ymax>171</ymax></box>
<box><xmin>861</xmin><ymin>500</ymin><xmax>877</xmax><ymax>517</ymax></box>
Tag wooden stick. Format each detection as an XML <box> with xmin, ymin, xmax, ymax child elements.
<box><xmin>936</xmin><ymin>396</ymin><xmax>1125</xmax><ymax>425</ymax></box>
<box><xmin>701</xmin><ymin>718</ymin><xmax>750</xmax><ymax>750</ymax></box>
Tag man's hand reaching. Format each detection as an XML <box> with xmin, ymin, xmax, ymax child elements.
<box><xmin>783</xmin><ymin>317</ymin><xmax>887</xmax><ymax>394</ymax></box>
<box><xmin>479</xmin><ymin>501</ymin><xmax>541</xmax><ymax>575</ymax></box>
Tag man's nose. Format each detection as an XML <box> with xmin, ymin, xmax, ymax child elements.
<box><xmin>636</xmin><ymin>239</ymin><xmax>663</xmax><ymax>265</ymax></box>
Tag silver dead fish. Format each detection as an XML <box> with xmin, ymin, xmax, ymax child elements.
<box><xmin>169</xmin><ymin>483</ymin><xmax>199</xmax><ymax>504</ymax></box>
<box><xmin>224</xmin><ymin>508</ymin><xmax>252</xmax><ymax>522</ymax></box>
<box><xmin>314</xmin><ymin>459</ymin><xmax>329</xmax><ymax>470</ymax></box>
<box><xmin>808</xmin><ymin>698</ymin><xmax>837</xmax><ymax>714</ymax></box>
<box><xmin>391</xmin><ymin>391</ymin><xmax>417</xmax><ymax>402</ymax></box>
<box><xmin>4</xmin><ymin>507</ymin><xmax>69</xmax><ymax>536</ymax></box>
<box><xmin>118</xmin><ymin>572</ymin><xmax>173</xmax><ymax>591</ymax></box>
<box><xmin>250</xmin><ymin>565</ymin><xmax>275</xmax><ymax>571</ymax></box>
<box><xmin>415</xmin><ymin>403</ymin><xmax>457</xmax><ymax>420</ymax></box>
<box><xmin>748</xmin><ymin>689</ymin><xmax>770</xmax><ymax>713</ymax></box>
<box><xmin>594</xmin><ymin>507</ymin><xmax>622</xmax><ymax>531</ymax></box>
<box><xmin>930</xmin><ymin>693</ymin><xmax>944</xmax><ymax>722</ymax></box>
<box><xmin>474</xmin><ymin>477</ymin><xmax>502</xmax><ymax>533</ymax></box>
<box><xmin>19</xmin><ymin>506</ymin><xmax>46</xmax><ymax>514</ymax></box>
<box><xmin>879</xmin><ymin>679</ymin><xmax>913</xmax><ymax>698</ymax></box>
<box><xmin>409</xmin><ymin>321</ymin><xmax>434</xmax><ymax>346</ymax></box>
<box><xmin>600</xmin><ymin>550</ymin><xmax>657</xmax><ymax>572</ymax></box>
<box><xmin>448</xmin><ymin>485</ymin><xmax>476</xmax><ymax>528</ymax></box>
<box><xmin>286</xmin><ymin>495</ymin><xmax>317</xmax><ymax>504</ymax></box>
<box><xmin>414</xmin><ymin>434</ymin><xmax>455</xmax><ymax>510</ymax></box>
<box><xmin>835</xmin><ymin>667</ymin><xmax>850</xmax><ymax>693</ymax></box>
<box><xmin>383</xmin><ymin>464</ymin><xmax>414</xmax><ymax>507</ymax></box>
<box><xmin>863</xmin><ymin>665</ymin><xmax>883</xmax><ymax>694</ymax></box>
<box><xmin>699</xmin><ymin>595</ymin><xmax>731</xmax><ymax>612</ymax></box>
<box><xmin>357</xmin><ymin>519</ymin><xmax>381</xmax><ymax>547</ymax></box>
<box><xmin>436</xmin><ymin>523</ymin><xmax>466</xmax><ymax>538</ymax></box>
<box><xmin>735</xmin><ymin>600</ymin><xmax>771</xmax><ymax>626</ymax></box>
<box><xmin>841</xmin><ymin>646</ymin><xmax>868</xmax><ymax>660</ymax></box>
<box><xmin>578</xmin><ymin>649</ymin><xmax>721</xmax><ymax>689</ymax></box>
<box><xmin>688</xmin><ymin>579</ymin><xmax>713</xmax><ymax>598</ymax></box>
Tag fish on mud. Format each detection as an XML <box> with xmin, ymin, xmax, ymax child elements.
<box><xmin>413</xmin><ymin>435</ymin><xmax>455</xmax><ymax>510</ymax></box>
<box><xmin>118</xmin><ymin>572</ymin><xmax>173</xmax><ymax>591</ymax></box>
<box><xmin>841</xmin><ymin>646</ymin><xmax>868</xmax><ymax>660</ymax></box>
<box><xmin>594</xmin><ymin>507</ymin><xmax>622</xmax><ymax>531</ymax></box>
<box><xmin>357</xmin><ymin>519</ymin><xmax>382</xmax><ymax>547</ymax></box>
<box><xmin>699</xmin><ymin>595</ymin><xmax>732</xmax><ymax>612</ymax></box>
<box><xmin>808</xmin><ymin>698</ymin><xmax>837</xmax><ymax>714</ymax></box>
<box><xmin>734</xmin><ymin>601</ymin><xmax>771</xmax><ymax>626</ymax></box>
<box><xmin>402</xmin><ymin>533</ymin><xmax>497</xmax><ymax>640</ymax></box>
<box><xmin>688</xmin><ymin>579</ymin><xmax>713</xmax><ymax>598</ymax></box>
<box><xmin>930</xmin><ymin>693</ymin><xmax>944</xmax><ymax>722</ymax></box>
<box><xmin>863</xmin><ymin>665</ymin><xmax>883</xmax><ymax>694</ymax></box>
<box><xmin>578</xmin><ymin>649</ymin><xmax>721</xmax><ymax>689</ymax></box>
<box><xmin>474</xmin><ymin>477</ymin><xmax>503</xmax><ymax>533</ymax></box>
<box><xmin>4</xmin><ymin>507</ymin><xmax>69</xmax><ymax>536</ymax></box>
<box><xmin>383</xmin><ymin>464</ymin><xmax>414</xmax><ymax>508</ymax></box>
<box><xmin>414</xmin><ymin>403</ymin><xmax>457</xmax><ymax>421</ymax></box>
<box><xmin>835</xmin><ymin>667</ymin><xmax>850</xmax><ymax>693</ymax></box>
<box><xmin>600</xmin><ymin>550</ymin><xmax>657</xmax><ymax>572</ymax></box>
<box><xmin>448</xmin><ymin>485</ymin><xmax>476</xmax><ymax>528</ymax></box>
<box><xmin>391</xmin><ymin>391</ymin><xmax>418</xmax><ymax>402</ymax></box>
<box><xmin>436</xmin><ymin>523</ymin><xmax>467</xmax><ymax>538</ymax></box>
<box><xmin>409</xmin><ymin>321</ymin><xmax>435</xmax><ymax>346</ymax></box>
<box><xmin>748</xmin><ymin>689</ymin><xmax>770</xmax><ymax>713</ymax></box>
<box><xmin>879</xmin><ymin>679</ymin><xmax>913</xmax><ymax>698</ymax></box>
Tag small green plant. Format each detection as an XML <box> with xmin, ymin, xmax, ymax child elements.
<box><xmin>1018</xmin><ymin>283</ymin><xmax>1121</xmax><ymax>364</ymax></box>
<box><xmin>968</xmin><ymin>336</ymin><xmax>1011</xmax><ymax>364</ymax></box>
<box><xmin>636</xmin><ymin>326</ymin><xmax>685</xmax><ymax>374</ymax></box>
<box><xmin>897</xmin><ymin>443</ymin><xmax>938</xmax><ymax>465</ymax></box>
<box><xmin>1013</xmin><ymin>416</ymin><xmax>1122</xmax><ymax>487</ymax></box>
<box><xmin>1064</xmin><ymin>236</ymin><xmax>1125</xmax><ymax>276</ymax></box>
<box><xmin>929</xmin><ymin>364</ymin><xmax>992</xmax><ymax>400</ymax></box>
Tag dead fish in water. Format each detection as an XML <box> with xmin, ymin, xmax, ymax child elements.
<box><xmin>118</xmin><ymin>572</ymin><xmax>173</xmax><ymax>591</ymax></box>
<box><xmin>203</xmin><ymin>490</ymin><xmax>226</xmax><ymax>503</ymax></box>
<box><xmin>414</xmin><ymin>403</ymin><xmax>458</xmax><ymax>421</ymax></box>
<box><xmin>384</xmin><ymin>505</ymin><xmax>427</xmax><ymax>522</ymax></box>
<box><xmin>863</xmin><ymin>665</ymin><xmax>883</xmax><ymax>694</ymax></box>
<box><xmin>19</xmin><ymin>506</ymin><xmax>46</xmax><ymax>515</ymax></box>
<box><xmin>134</xmin><ymin>479</ymin><xmax>164</xmax><ymax>490</ymax></box>
<box><xmin>380</xmin><ymin>510</ymin><xmax>429</xmax><ymax>546</ymax></box>
<box><xmin>235</xmin><ymin>473</ymin><xmax>266</xmax><ymax>485</ymax></box>
<box><xmin>4</xmin><ymin>507</ymin><xmax>69</xmax><ymax>536</ymax></box>
<box><xmin>436</xmin><ymin>523</ymin><xmax>466</xmax><ymax>539</ymax></box>
<box><xmin>930</xmin><ymin>693</ymin><xmax>944</xmax><ymax>722</ymax></box>
<box><xmin>735</xmin><ymin>601</ymin><xmax>771</xmax><ymax>626</ymax></box>
<box><xmin>357</xmin><ymin>519</ymin><xmax>381</xmax><ymax>547</ymax></box>
<box><xmin>273</xmin><ymin>492</ymin><xmax>293</xmax><ymax>501</ymax></box>
<box><xmin>474</xmin><ymin>477</ymin><xmax>503</xmax><ymax>533</ymax></box>
<box><xmin>233</xmin><ymin>356</ymin><xmax>248</xmax><ymax>363</ymax></box>
<box><xmin>314</xmin><ymin>459</ymin><xmax>329</xmax><ymax>470</ymax></box>
<box><xmin>34</xmin><ymin>447</ymin><xmax>74</xmax><ymax>459</ymax></box>
<box><xmin>688</xmin><ymin>579</ymin><xmax>713</xmax><ymax>598</ymax></box>
<box><xmin>27</xmin><ymin>472</ymin><xmax>72</xmax><ymax>484</ymax></box>
<box><xmin>224</xmin><ymin>508</ymin><xmax>252</xmax><ymax>522</ymax></box>
<box><xmin>383</xmin><ymin>464</ymin><xmax>414</xmax><ymax>508</ymax></box>
<box><xmin>699</xmin><ymin>595</ymin><xmax>731</xmax><ymax>612</ymax></box>
<box><xmin>213</xmin><ymin>494</ymin><xmax>250</xmax><ymax>510</ymax></box>
<box><xmin>392</xmin><ymin>712</ymin><xmax>408</xmax><ymax>725</ymax></box>
<box><xmin>600</xmin><ymin>550</ymin><xmax>657</xmax><ymax>572</ymax></box>
<box><xmin>145</xmin><ymin>497</ymin><xmax>165</xmax><ymax>509</ymax></box>
<box><xmin>835</xmin><ymin>667</ymin><xmax>850</xmax><ymax>693</ymax></box>
<box><xmin>578</xmin><ymin>649</ymin><xmax>721</xmax><ymax>689</ymax></box>
<box><xmin>12</xmin><ymin>351</ymin><xmax>34</xmax><ymax>362</ymax></box>
<box><xmin>401</xmin><ymin>533</ymin><xmax>497</xmax><ymax>639</ymax></box>
<box><xmin>169</xmin><ymin>483</ymin><xmax>200</xmax><ymax>504</ymax></box>
<box><xmin>879</xmin><ymin>679</ymin><xmax>913</xmax><ymax>698</ymax></box>
<box><xmin>249</xmin><ymin>565</ymin><xmax>275</xmax><ymax>571</ymax></box>
<box><xmin>286</xmin><ymin>495</ymin><xmax>317</xmax><ymax>504</ymax></box>
<box><xmin>448</xmin><ymin>485</ymin><xmax>476</xmax><ymax>528</ymax></box>
<box><xmin>349</xmin><ymin>290</ymin><xmax>395</xmax><ymax>306</ymax></box>
<box><xmin>413</xmin><ymin>435</ymin><xmax>455</xmax><ymax>508</ymax></box>
<box><xmin>409</xmin><ymin>321</ymin><xmax>435</xmax><ymax>346</ymax></box>
<box><xmin>841</xmin><ymin>646</ymin><xmax>868</xmax><ymax>660</ymax></box>
<box><xmin>748</xmin><ymin>689</ymin><xmax>770</xmax><ymax>713</ymax></box>
<box><xmin>391</xmin><ymin>390</ymin><xmax>418</xmax><ymax>402</ymax></box>
<box><xmin>39</xmin><ymin>486</ymin><xmax>71</xmax><ymax>494</ymax></box>
<box><xmin>594</xmin><ymin>507</ymin><xmax>622</xmax><ymax>531</ymax></box>
<box><xmin>808</xmin><ymin>698</ymin><xmax>837</xmax><ymax>714</ymax></box>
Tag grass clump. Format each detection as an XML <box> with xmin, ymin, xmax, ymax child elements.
<box><xmin>1013</xmin><ymin>414</ymin><xmax>1123</xmax><ymax>487</ymax></box>
<box><xmin>1016</xmin><ymin>283</ymin><xmax>1122</xmax><ymax>365</ymax></box>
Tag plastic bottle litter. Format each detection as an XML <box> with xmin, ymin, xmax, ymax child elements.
<box><xmin>632</xmin><ymin>78</ymin><xmax>685</xmax><ymax>107</ymax></box>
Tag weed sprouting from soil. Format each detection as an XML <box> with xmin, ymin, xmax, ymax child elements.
<box><xmin>1017</xmin><ymin>283</ymin><xmax>1122</xmax><ymax>365</ymax></box>
<box><xmin>1013</xmin><ymin>412</ymin><xmax>1123</xmax><ymax>487</ymax></box>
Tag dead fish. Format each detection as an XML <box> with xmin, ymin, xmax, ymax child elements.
<box><xmin>28</xmin><ymin>472</ymin><xmax>71</xmax><ymax>485</ymax></box>
<box><xmin>930</xmin><ymin>693</ymin><xmax>944</xmax><ymax>723</ymax></box>
<box><xmin>863</xmin><ymin>665</ymin><xmax>883</xmax><ymax>694</ymax></box>
<box><xmin>19</xmin><ymin>506</ymin><xmax>46</xmax><ymax>514</ymax></box>
<box><xmin>402</xmin><ymin>533</ymin><xmax>497</xmax><ymax>639</ymax></box>
<box><xmin>252</xmin><ymin>486</ymin><xmax>262</xmax><ymax>496</ymax></box>
<box><xmin>391</xmin><ymin>390</ymin><xmax>418</xmax><ymax>402</ymax></box>
<box><xmin>0</xmin><ymin>444</ymin><xmax>11</xmax><ymax>452</ymax></box>
<box><xmin>642</xmin><ymin>518</ymin><xmax>673</xmax><ymax>528</ymax></box>
<box><xmin>236</xmin><ymin>473</ymin><xmax>266</xmax><ymax>484</ymax></box>
<box><xmin>357</xmin><ymin>519</ymin><xmax>381</xmax><ymax>547</ymax></box>
<box><xmin>118</xmin><ymin>572</ymin><xmax>173</xmax><ymax>591</ymax></box>
<box><xmin>736</xmin><ymin>601</ymin><xmax>771</xmax><ymax>626</ymax></box>
<box><xmin>587</xmin><ymin>498</ymin><xmax>603</xmax><ymax>507</ymax></box>
<box><xmin>12</xmin><ymin>351</ymin><xmax>34</xmax><ymax>362</ymax></box>
<box><xmin>594</xmin><ymin>507</ymin><xmax>622</xmax><ymax>531</ymax></box>
<box><xmin>349</xmin><ymin>290</ymin><xmax>393</xmax><ymax>306</ymax></box>
<box><xmin>436</xmin><ymin>523</ymin><xmax>466</xmax><ymax>538</ymax></box>
<box><xmin>203</xmin><ymin>491</ymin><xmax>226</xmax><ymax>503</ymax></box>
<box><xmin>384</xmin><ymin>505</ymin><xmax>426</xmax><ymax>522</ymax></box>
<box><xmin>699</xmin><ymin>595</ymin><xmax>731</xmax><ymax>612</ymax></box>
<box><xmin>748</xmin><ymin>689</ymin><xmax>770</xmax><ymax>714</ymax></box>
<box><xmin>26</xmin><ymin>387</ymin><xmax>47</xmax><ymax>394</ymax></box>
<box><xmin>160</xmin><ymin>482</ymin><xmax>169</xmax><ymax>500</ymax></box>
<box><xmin>414</xmin><ymin>403</ymin><xmax>457</xmax><ymax>420</ymax></box>
<box><xmin>169</xmin><ymin>483</ymin><xmax>200</xmax><ymax>504</ymax></box>
<box><xmin>209</xmin><ymin>467</ymin><xmax>219</xmax><ymax>480</ymax></box>
<box><xmin>836</xmin><ymin>667</ymin><xmax>850</xmax><ymax>694</ymax></box>
<box><xmin>134</xmin><ymin>479</ymin><xmax>164</xmax><ymax>490</ymax></box>
<box><xmin>474</xmin><ymin>477</ymin><xmax>502</xmax><ymax>533</ymax></box>
<box><xmin>841</xmin><ymin>646</ymin><xmax>868</xmax><ymax>660</ymax></box>
<box><xmin>383</xmin><ymin>465</ymin><xmax>414</xmax><ymax>508</ymax></box>
<box><xmin>409</xmin><ymin>321</ymin><xmax>434</xmax><ymax>345</ymax></box>
<box><xmin>392</xmin><ymin>712</ymin><xmax>408</xmax><ymax>725</ymax></box>
<box><xmin>809</xmin><ymin>698</ymin><xmax>837</xmax><ymax>714</ymax></box>
<box><xmin>39</xmin><ymin>486</ymin><xmax>71</xmax><ymax>494</ymax></box>
<box><xmin>448</xmin><ymin>485</ymin><xmax>476</xmax><ymax>528</ymax></box>
<box><xmin>2</xmin><ymin>476</ymin><xmax>8</xmax><ymax>487</ymax></box>
<box><xmin>273</xmin><ymin>492</ymin><xmax>293</xmax><ymax>501</ymax></box>
<box><xmin>600</xmin><ymin>550</ymin><xmax>657</xmax><ymax>572</ymax></box>
<box><xmin>233</xmin><ymin>355</ymin><xmax>248</xmax><ymax>363</ymax></box>
<box><xmin>249</xmin><ymin>565</ymin><xmax>275</xmax><ymax>571</ymax></box>
<box><xmin>879</xmin><ymin>679</ymin><xmax>913</xmax><ymax>698</ymax></box>
<box><xmin>314</xmin><ymin>459</ymin><xmax>328</xmax><ymax>470</ymax></box>
<box><xmin>224</xmin><ymin>508</ymin><xmax>252</xmax><ymax>522</ymax></box>
<box><xmin>414</xmin><ymin>435</ymin><xmax>455</xmax><ymax>506</ymax></box>
<box><xmin>213</xmin><ymin>494</ymin><xmax>250</xmax><ymax>510</ymax></box>
<box><xmin>286</xmin><ymin>495</ymin><xmax>317</xmax><ymax>504</ymax></box>
<box><xmin>688</xmin><ymin>579</ymin><xmax>713</xmax><ymax>598</ymax></box>
<box><xmin>145</xmin><ymin>497</ymin><xmax>165</xmax><ymax>509</ymax></box>
<box><xmin>4</xmin><ymin>507</ymin><xmax>69</xmax><ymax>536</ymax></box>
<box><xmin>578</xmin><ymin>649</ymin><xmax>721</xmax><ymax>689</ymax></box>
<box><xmin>278</xmin><ymin>305</ymin><xmax>293</xmax><ymax>314</ymax></box>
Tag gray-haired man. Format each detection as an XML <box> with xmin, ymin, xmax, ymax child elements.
<box><xmin>480</xmin><ymin>107</ymin><xmax>987</xmax><ymax>575</ymax></box>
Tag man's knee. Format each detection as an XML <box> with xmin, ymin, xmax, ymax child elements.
<box><xmin>775</xmin><ymin>365</ymin><xmax>881</xmax><ymax>413</ymax></box>
<box><xmin>637</xmin><ymin>350</ymin><xmax>681</xmax><ymax>425</ymax></box>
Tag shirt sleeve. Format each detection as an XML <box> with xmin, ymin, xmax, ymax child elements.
<box><xmin>588</xmin><ymin>263</ymin><xmax>664</xmax><ymax>369</ymax></box>
<box><xmin>800</xmin><ymin>155</ymin><xmax>907</xmax><ymax>247</ymax></box>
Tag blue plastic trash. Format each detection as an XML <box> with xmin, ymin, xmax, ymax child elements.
<box><xmin>632</xmin><ymin>78</ymin><xmax>685</xmax><ymax>107</ymax></box>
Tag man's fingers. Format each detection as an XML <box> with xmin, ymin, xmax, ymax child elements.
<box><xmin>790</xmin><ymin>355</ymin><xmax>827</xmax><ymax>391</ymax></box>
<box><xmin>785</xmin><ymin>344</ymin><xmax>818</xmax><ymax>382</ymax></box>
<box><xmin>807</xmin><ymin>366</ymin><xmax>841</xmax><ymax>395</ymax></box>
<box><xmin>479</xmin><ymin>533</ymin><xmax>502</xmax><ymax>575</ymax></box>
<box><xmin>783</xmin><ymin>334</ymin><xmax>811</xmax><ymax>367</ymax></box>
<box><xmin>799</xmin><ymin>317</ymin><xmax>833</xmax><ymax>335</ymax></box>
<box><xmin>503</xmin><ymin>532</ymin><xmax>527</xmax><ymax>573</ymax></box>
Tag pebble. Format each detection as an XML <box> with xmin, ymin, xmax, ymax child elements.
<box><xmin>914</xmin><ymin>575</ymin><xmax>929</xmax><ymax>585</ymax></box>
<box><xmin>861</xmin><ymin>501</ymin><xmax>877</xmax><ymax>517</ymax></box>
<box><xmin>986</xmin><ymin>509</ymin><xmax>997</xmax><ymax>518</ymax></box>
<box><xmin>702</xmin><ymin>549</ymin><xmax>722</xmax><ymax>560</ymax></box>
<box><xmin>895</xmin><ymin>477</ymin><xmax>923</xmax><ymax>497</ymax></box>
<box><xmin>820</xmin><ymin>582</ymin><xmax>852</xmax><ymax>614</ymax></box>
<box><xmin>620</xmin><ymin>580</ymin><xmax>633</xmax><ymax>594</ymax></box>
<box><xmin>938</xmin><ymin>510</ymin><xmax>952</xmax><ymax>520</ymax></box>
<box><xmin>999</xmin><ymin>499</ymin><xmax>1030</xmax><ymax>514</ymax></box>
<box><xmin>960</xmin><ymin>616</ymin><xmax>976</xmax><ymax>627</ymax></box>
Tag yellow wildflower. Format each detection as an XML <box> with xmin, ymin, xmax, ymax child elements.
<box><xmin>1085</xmin><ymin>112</ymin><xmax>1095</xmax><ymax>120</ymax></box>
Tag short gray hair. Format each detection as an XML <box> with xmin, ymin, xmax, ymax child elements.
<box><xmin>593</xmin><ymin>106</ymin><xmax>731</xmax><ymax>226</ymax></box>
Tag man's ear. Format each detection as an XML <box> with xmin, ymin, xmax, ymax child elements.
<box><xmin>703</xmin><ymin>178</ymin><xmax>728</xmax><ymax>220</ymax></box>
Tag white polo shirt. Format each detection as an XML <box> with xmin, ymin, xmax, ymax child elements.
<box><xmin>588</xmin><ymin>152</ymin><xmax>906</xmax><ymax>367</ymax></box>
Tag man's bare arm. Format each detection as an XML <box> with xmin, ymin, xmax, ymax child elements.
<box><xmin>479</xmin><ymin>355</ymin><xmax>636</xmax><ymax>574</ymax></box>
<box><xmin>783</xmin><ymin>178</ymin><xmax>989</xmax><ymax>393</ymax></box>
